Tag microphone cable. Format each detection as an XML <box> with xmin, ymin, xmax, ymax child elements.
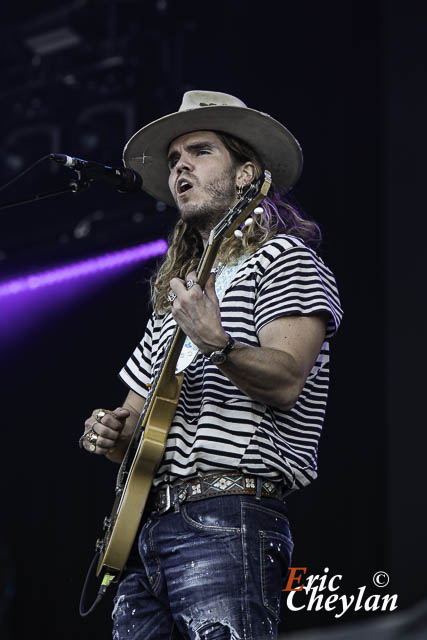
<box><xmin>0</xmin><ymin>154</ymin><xmax>52</xmax><ymax>194</ymax></box>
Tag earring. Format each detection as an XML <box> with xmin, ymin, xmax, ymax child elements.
<box><xmin>237</xmin><ymin>184</ymin><xmax>244</xmax><ymax>198</ymax></box>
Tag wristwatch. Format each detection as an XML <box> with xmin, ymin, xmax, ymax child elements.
<box><xmin>207</xmin><ymin>334</ymin><xmax>235</xmax><ymax>365</ymax></box>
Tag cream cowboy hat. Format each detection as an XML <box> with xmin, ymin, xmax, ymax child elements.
<box><xmin>123</xmin><ymin>90</ymin><xmax>303</xmax><ymax>208</ymax></box>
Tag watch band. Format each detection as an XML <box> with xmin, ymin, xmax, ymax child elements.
<box><xmin>221</xmin><ymin>334</ymin><xmax>235</xmax><ymax>355</ymax></box>
<box><xmin>207</xmin><ymin>334</ymin><xmax>235</xmax><ymax>364</ymax></box>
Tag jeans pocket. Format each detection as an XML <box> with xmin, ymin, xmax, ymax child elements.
<box><xmin>181</xmin><ymin>497</ymin><xmax>242</xmax><ymax>533</ymax></box>
<box><xmin>260</xmin><ymin>529</ymin><xmax>294</xmax><ymax>620</ymax></box>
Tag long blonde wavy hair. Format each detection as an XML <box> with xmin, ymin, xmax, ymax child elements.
<box><xmin>151</xmin><ymin>131</ymin><xmax>321</xmax><ymax>315</ymax></box>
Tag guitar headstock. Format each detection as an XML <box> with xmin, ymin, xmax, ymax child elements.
<box><xmin>194</xmin><ymin>169</ymin><xmax>272</xmax><ymax>286</ymax></box>
<box><xmin>209</xmin><ymin>169</ymin><xmax>272</xmax><ymax>245</ymax></box>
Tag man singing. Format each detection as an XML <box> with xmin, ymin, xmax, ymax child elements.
<box><xmin>80</xmin><ymin>91</ymin><xmax>343</xmax><ymax>639</ymax></box>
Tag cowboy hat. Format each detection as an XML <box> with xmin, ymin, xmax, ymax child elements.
<box><xmin>123</xmin><ymin>90</ymin><xmax>303</xmax><ymax>207</ymax></box>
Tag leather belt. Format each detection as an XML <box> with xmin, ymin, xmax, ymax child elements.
<box><xmin>147</xmin><ymin>472</ymin><xmax>286</xmax><ymax>516</ymax></box>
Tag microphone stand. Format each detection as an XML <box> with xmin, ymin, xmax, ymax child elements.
<box><xmin>0</xmin><ymin>174</ymin><xmax>90</xmax><ymax>212</ymax></box>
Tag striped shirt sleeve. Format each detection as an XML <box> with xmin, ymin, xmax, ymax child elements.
<box><xmin>118</xmin><ymin>315</ymin><xmax>153</xmax><ymax>399</ymax></box>
<box><xmin>254</xmin><ymin>239</ymin><xmax>343</xmax><ymax>339</ymax></box>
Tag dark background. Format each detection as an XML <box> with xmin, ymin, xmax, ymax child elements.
<box><xmin>1</xmin><ymin>1</ymin><xmax>425</xmax><ymax>638</ymax></box>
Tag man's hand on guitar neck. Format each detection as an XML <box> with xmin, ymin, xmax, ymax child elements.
<box><xmin>169</xmin><ymin>270</ymin><xmax>228</xmax><ymax>355</ymax></box>
<box><xmin>169</xmin><ymin>270</ymin><xmax>328</xmax><ymax>412</ymax></box>
<box><xmin>80</xmin><ymin>390</ymin><xmax>145</xmax><ymax>462</ymax></box>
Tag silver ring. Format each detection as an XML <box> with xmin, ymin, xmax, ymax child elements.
<box><xmin>96</xmin><ymin>409</ymin><xmax>106</xmax><ymax>421</ymax></box>
<box><xmin>185</xmin><ymin>279</ymin><xmax>195</xmax><ymax>290</ymax></box>
<box><xmin>86</xmin><ymin>428</ymin><xmax>99</xmax><ymax>445</ymax></box>
<box><xmin>167</xmin><ymin>292</ymin><xmax>177</xmax><ymax>303</ymax></box>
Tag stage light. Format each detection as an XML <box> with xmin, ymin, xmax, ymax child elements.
<box><xmin>25</xmin><ymin>27</ymin><xmax>81</xmax><ymax>56</ymax></box>
<box><xmin>0</xmin><ymin>239</ymin><xmax>168</xmax><ymax>299</ymax></box>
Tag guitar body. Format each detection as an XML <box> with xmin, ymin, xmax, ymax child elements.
<box><xmin>96</xmin><ymin>369</ymin><xmax>184</xmax><ymax>576</ymax></box>
<box><xmin>91</xmin><ymin>171</ymin><xmax>272</xmax><ymax>584</ymax></box>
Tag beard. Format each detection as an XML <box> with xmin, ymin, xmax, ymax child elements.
<box><xmin>177</xmin><ymin>167</ymin><xmax>237</xmax><ymax>235</ymax></box>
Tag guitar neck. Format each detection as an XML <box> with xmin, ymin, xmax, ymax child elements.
<box><xmin>116</xmin><ymin>236</ymin><xmax>222</xmax><ymax>482</ymax></box>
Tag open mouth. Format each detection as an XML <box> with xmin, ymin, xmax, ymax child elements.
<box><xmin>177</xmin><ymin>179</ymin><xmax>193</xmax><ymax>195</ymax></box>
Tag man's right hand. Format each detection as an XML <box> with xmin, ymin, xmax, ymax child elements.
<box><xmin>80</xmin><ymin>391</ymin><xmax>145</xmax><ymax>463</ymax></box>
<box><xmin>81</xmin><ymin>407</ymin><xmax>131</xmax><ymax>457</ymax></box>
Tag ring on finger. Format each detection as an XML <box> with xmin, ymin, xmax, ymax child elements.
<box><xmin>96</xmin><ymin>409</ymin><xmax>107</xmax><ymax>421</ymax></box>
<box><xmin>91</xmin><ymin>421</ymin><xmax>100</xmax><ymax>435</ymax></box>
<box><xmin>167</xmin><ymin>292</ymin><xmax>177</xmax><ymax>303</ymax></box>
<box><xmin>86</xmin><ymin>428</ymin><xmax>99</xmax><ymax>445</ymax></box>
<box><xmin>185</xmin><ymin>279</ymin><xmax>196</xmax><ymax>290</ymax></box>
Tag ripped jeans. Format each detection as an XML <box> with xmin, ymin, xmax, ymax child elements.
<box><xmin>112</xmin><ymin>494</ymin><xmax>293</xmax><ymax>640</ymax></box>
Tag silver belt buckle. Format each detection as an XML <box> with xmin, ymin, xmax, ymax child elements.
<box><xmin>156</xmin><ymin>484</ymin><xmax>171</xmax><ymax>515</ymax></box>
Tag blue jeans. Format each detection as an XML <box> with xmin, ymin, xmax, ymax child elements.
<box><xmin>112</xmin><ymin>494</ymin><xmax>293</xmax><ymax>640</ymax></box>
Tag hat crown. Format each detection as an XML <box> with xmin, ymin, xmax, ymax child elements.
<box><xmin>124</xmin><ymin>89</ymin><xmax>303</xmax><ymax>207</ymax></box>
<box><xmin>179</xmin><ymin>90</ymin><xmax>247</xmax><ymax>112</ymax></box>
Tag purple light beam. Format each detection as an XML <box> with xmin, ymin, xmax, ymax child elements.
<box><xmin>0</xmin><ymin>239</ymin><xmax>168</xmax><ymax>299</ymax></box>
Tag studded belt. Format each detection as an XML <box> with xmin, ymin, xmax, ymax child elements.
<box><xmin>146</xmin><ymin>472</ymin><xmax>286</xmax><ymax>516</ymax></box>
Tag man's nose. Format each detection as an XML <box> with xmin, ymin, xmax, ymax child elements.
<box><xmin>176</xmin><ymin>154</ymin><xmax>193</xmax><ymax>173</ymax></box>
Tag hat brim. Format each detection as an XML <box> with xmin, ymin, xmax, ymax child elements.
<box><xmin>123</xmin><ymin>105</ymin><xmax>303</xmax><ymax>207</ymax></box>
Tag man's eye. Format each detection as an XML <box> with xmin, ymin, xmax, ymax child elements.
<box><xmin>197</xmin><ymin>149</ymin><xmax>210</xmax><ymax>155</ymax></box>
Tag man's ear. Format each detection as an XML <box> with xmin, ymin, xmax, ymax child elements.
<box><xmin>236</xmin><ymin>161</ymin><xmax>256</xmax><ymax>187</ymax></box>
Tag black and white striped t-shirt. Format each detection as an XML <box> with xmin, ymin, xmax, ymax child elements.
<box><xmin>119</xmin><ymin>234</ymin><xmax>343</xmax><ymax>491</ymax></box>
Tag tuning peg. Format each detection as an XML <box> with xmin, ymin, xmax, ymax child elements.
<box><xmin>253</xmin><ymin>206</ymin><xmax>264</xmax><ymax>215</ymax></box>
<box><xmin>234</xmin><ymin>229</ymin><xmax>243</xmax><ymax>239</ymax></box>
<box><xmin>244</xmin><ymin>217</ymin><xmax>253</xmax><ymax>227</ymax></box>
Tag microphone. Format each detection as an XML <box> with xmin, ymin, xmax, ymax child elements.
<box><xmin>50</xmin><ymin>153</ymin><xmax>142</xmax><ymax>193</ymax></box>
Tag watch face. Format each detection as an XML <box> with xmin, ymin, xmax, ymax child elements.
<box><xmin>209</xmin><ymin>351</ymin><xmax>227</xmax><ymax>365</ymax></box>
